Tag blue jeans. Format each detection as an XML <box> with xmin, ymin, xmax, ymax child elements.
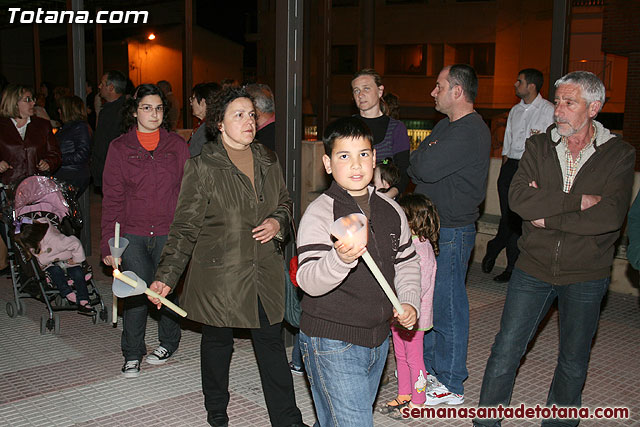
<box><xmin>475</xmin><ymin>268</ymin><xmax>609</xmax><ymax>427</ymax></box>
<box><xmin>423</xmin><ymin>224</ymin><xmax>475</xmax><ymax>395</ymax></box>
<box><xmin>121</xmin><ymin>234</ymin><xmax>181</xmax><ymax>361</ymax></box>
<box><xmin>291</xmin><ymin>331</ymin><xmax>303</xmax><ymax>369</ymax></box>
<box><xmin>47</xmin><ymin>264</ymin><xmax>89</xmax><ymax>302</ymax></box>
<box><xmin>299</xmin><ymin>331</ymin><xmax>389</xmax><ymax>427</ymax></box>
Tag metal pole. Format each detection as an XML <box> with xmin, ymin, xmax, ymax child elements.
<box><xmin>317</xmin><ymin>0</ymin><xmax>331</xmax><ymax>138</ymax></box>
<box><xmin>183</xmin><ymin>0</ymin><xmax>193</xmax><ymax>130</ymax></box>
<box><xmin>549</xmin><ymin>0</ymin><xmax>571</xmax><ymax>100</ymax></box>
<box><xmin>33</xmin><ymin>24</ymin><xmax>41</xmax><ymax>91</ymax></box>
<box><xmin>275</xmin><ymin>0</ymin><xmax>304</xmax><ymax>348</ymax></box>
<box><xmin>95</xmin><ymin>9</ymin><xmax>103</xmax><ymax>86</ymax></box>
<box><xmin>70</xmin><ymin>0</ymin><xmax>90</xmax><ymax>255</ymax></box>
<box><xmin>275</xmin><ymin>0</ymin><xmax>303</xmax><ymax>226</ymax></box>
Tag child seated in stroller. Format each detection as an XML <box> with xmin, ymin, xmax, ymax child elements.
<box><xmin>13</xmin><ymin>217</ymin><xmax>95</xmax><ymax>315</ymax></box>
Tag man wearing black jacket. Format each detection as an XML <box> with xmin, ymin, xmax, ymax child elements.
<box><xmin>91</xmin><ymin>70</ymin><xmax>126</xmax><ymax>188</ymax></box>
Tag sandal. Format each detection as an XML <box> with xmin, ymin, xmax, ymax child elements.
<box><xmin>77</xmin><ymin>302</ymin><xmax>96</xmax><ymax>315</ymax></box>
<box><xmin>378</xmin><ymin>398</ymin><xmax>410</xmax><ymax>414</ymax></box>
<box><xmin>388</xmin><ymin>402</ymin><xmax>425</xmax><ymax>420</ymax></box>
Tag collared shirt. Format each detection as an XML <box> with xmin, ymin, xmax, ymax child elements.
<box><xmin>257</xmin><ymin>114</ymin><xmax>275</xmax><ymax>131</ymax></box>
<box><xmin>502</xmin><ymin>93</ymin><xmax>555</xmax><ymax>160</ymax></box>
<box><xmin>11</xmin><ymin>117</ymin><xmax>31</xmax><ymax>140</ymax></box>
<box><xmin>556</xmin><ymin>123</ymin><xmax>597</xmax><ymax>193</ymax></box>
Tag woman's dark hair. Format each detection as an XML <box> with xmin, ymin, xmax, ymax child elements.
<box><xmin>58</xmin><ymin>95</ymin><xmax>87</xmax><ymax>123</ymax></box>
<box><xmin>192</xmin><ymin>82</ymin><xmax>221</xmax><ymax>103</ymax></box>
<box><xmin>205</xmin><ymin>86</ymin><xmax>253</xmax><ymax>139</ymax></box>
<box><xmin>14</xmin><ymin>221</ymin><xmax>49</xmax><ymax>260</ymax></box>
<box><xmin>397</xmin><ymin>193</ymin><xmax>440</xmax><ymax>256</ymax></box>
<box><xmin>376</xmin><ymin>158</ymin><xmax>400</xmax><ymax>193</ymax></box>
<box><xmin>382</xmin><ymin>93</ymin><xmax>400</xmax><ymax>119</ymax></box>
<box><xmin>121</xmin><ymin>83</ymin><xmax>170</xmax><ymax>133</ymax></box>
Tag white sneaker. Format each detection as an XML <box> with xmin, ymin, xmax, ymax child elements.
<box><xmin>425</xmin><ymin>384</ymin><xmax>464</xmax><ymax>405</ymax></box>
<box><xmin>426</xmin><ymin>372</ymin><xmax>440</xmax><ymax>391</ymax></box>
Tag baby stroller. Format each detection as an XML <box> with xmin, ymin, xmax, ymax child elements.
<box><xmin>1</xmin><ymin>175</ymin><xmax>108</xmax><ymax>334</ymax></box>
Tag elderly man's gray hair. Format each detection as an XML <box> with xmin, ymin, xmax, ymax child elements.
<box><xmin>245</xmin><ymin>83</ymin><xmax>275</xmax><ymax>114</ymax></box>
<box><xmin>555</xmin><ymin>71</ymin><xmax>605</xmax><ymax>110</ymax></box>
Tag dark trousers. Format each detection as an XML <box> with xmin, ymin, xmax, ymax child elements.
<box><xmin>475</xmin><ymin>269</ymin><xmax>609</xmax><ymax>427</ymax></box>
<box><xmin>201</xmin><ymin>299</ymin><xmax>302</xmax><ymax>427</ymax></box>
<box><xmin>121</xmin><ymin>234</ymin><xmax>181</xmax><ymax>361</ymax></box>
<box><xmin>485</xmin><ymin>158</ymin><xmax>522</xmax><ymax>272</ymax></box>
<box><xmin>46</xmin><ymin>264</ymin><xmax>90</xmax><ymax>302</ymax></box>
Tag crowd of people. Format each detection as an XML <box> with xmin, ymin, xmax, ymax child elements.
<box><xmin>0</xmin><ymin>64</ymin><xmax>636</xmax><ymax>427</ymax></box>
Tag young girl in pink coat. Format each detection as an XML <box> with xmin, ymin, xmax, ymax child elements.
<box><xmin>14</xmin><ymin>218</ymin><xmax>95</xmax><ymax>315</ymax></box>
<box><xmin>384</xmin><ymin>193</ymin><xmax>439</xmax><ymax>416</ymax></box>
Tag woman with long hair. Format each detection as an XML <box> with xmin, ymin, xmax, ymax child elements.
<box><xmin>101</xmin><ymin>83</ymin><xmax>189</xmax><ymax>379</ymax></box>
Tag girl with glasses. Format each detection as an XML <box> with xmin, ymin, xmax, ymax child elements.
<box><xmin>101</xmin><ymin>83</ymin><xmax>189</xmax><ymax>378</ymax></box>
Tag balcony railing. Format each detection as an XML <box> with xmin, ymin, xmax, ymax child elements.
<box><xmin>571</xmin><ymin>0</ymin><xmax>604</xmax><ymax>6</ymax></box>
<box><xmin>568</xmin><ymin>59</ymin><xmax>612</xmax><ymax>89</ymax></box>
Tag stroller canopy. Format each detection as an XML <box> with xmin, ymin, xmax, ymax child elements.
<box><xmin>14</xmin><ymin>176</ymin><xmax>69</xmax><ymax>221</ymax></box>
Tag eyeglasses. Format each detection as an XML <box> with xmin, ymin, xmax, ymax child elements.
<box><xmin>138</xmin><ymin>105</ymin><xmax>164</xmax><ymax>113</ymax></box>
<box><xmin>19</xmin><ymin>96</ymin><xmax>35</xmax><ymax>103</ymax></box>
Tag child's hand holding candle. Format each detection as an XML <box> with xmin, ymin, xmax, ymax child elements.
<box><xmin>334</xmin><ymin>239</ymin><xmax>367</xmax><ymax>264</ymax></box>
<box><xmin>394</xmin><ymin>304</ymin><xmax>417</xmax><ymax>329</ymax></box>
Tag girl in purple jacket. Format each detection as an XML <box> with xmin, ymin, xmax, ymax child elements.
<box><xmin>14</xmin><ymin>218</ymin><xmax>95</xmax><ymax>315</ymax></box>
<box><xmin>100</xmin><ymin>84</ymin><xmax>189</xmax><ymax>379</ymax></box>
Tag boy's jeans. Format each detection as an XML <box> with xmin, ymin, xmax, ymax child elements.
<box><xmin>299</xmin><ymin>331</ymin><xmax>388</xmax><ymax>427</ymax></box>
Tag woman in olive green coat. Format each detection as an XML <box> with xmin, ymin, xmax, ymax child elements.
<box><xmin>150</xmin><ymin>87</ymin><xmax>305</xmax><ymax>427</ymax></box>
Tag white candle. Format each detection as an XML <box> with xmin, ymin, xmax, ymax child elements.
<box><xmin>114</xmin><ymin>222</ymin><xmax>120</xmax><ymax>248</ymax></box>
<box><xmin>361</xmin><ymin>251</ymin><xmax>404</xmax><ymax>315</ymax></box>
<box><xmin>113</xmin><ymin>270</ymin><xmax>187</xmax><ymax>318</ymax></box>
<box><xmin>112</xmin><ymin>295</ymin><xmax>118</xmax><ymax>326</ymax></box>
<box><xmin>112</xmin><ymin>221</ymin><xmax>120</xmax><ymax>325</ymax></box>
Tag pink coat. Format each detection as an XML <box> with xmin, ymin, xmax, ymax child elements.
<box><xmin>414</xmin><ymin>237</ymin><xmax>436</xmax><ymax>330</ymax></box>
<box><xmin>32</xmin><ymin>219</ymin><xmax>85</xmax><ymax>269</ymax></box>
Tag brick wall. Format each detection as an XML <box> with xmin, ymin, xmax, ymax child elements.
<box><xmin>602</xmin><ymin>0</ymin><xmax>640</xmax><ymax>169</ymax></box>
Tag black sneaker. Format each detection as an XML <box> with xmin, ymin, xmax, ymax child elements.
<box><xmin>146</xmin><ymin>346</ymin><xmax>173</xmax><ymax>365</ymax></box>
<box><xmin>122</xmin><ymin>360</ymin><xmax>140</xmax><ymax>378</ymax></box>
<box><xmin>207</xmin><ymin>411</ymin><xmax>229</xmax><ymax>427</ymax></box>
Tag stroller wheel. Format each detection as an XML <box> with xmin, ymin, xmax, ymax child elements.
<box><xmin>17</xmin><ymin>300</ymin><xmax>26</xmax><ymax>316</ymax></box>
<box><xmin>40</xmin><ymin>315</ymin><xmax>47</xmax><ymax>334</ymax></box>
<box><xmin>40</xmin><ymin>314</ymin><xmax>61</xmax><ymax>334</ymax></box>
<box><xmin>100</xmin><ymin>309</ymin><xmax>109</xmax><ymax>323</ymax></box>
<box><xmin>6</xmin><ymin>301</ymin><xmax>17</xmax><ymax>318</ymax></box>
<box><xmin>92</xmin><ymin>313</ymin><xmax>98</xmax><ymax>324</ymax></box>
<box><xmin>53</xmin><ymin>313</ymin><xmax>61</xmax><ymax>334</ymax></box>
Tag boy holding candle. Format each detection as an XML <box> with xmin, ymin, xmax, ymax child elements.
<box><xmin>296</xmin><ymin>117</ymin><xmax>421</xmax><ymax>426</ymax></box>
